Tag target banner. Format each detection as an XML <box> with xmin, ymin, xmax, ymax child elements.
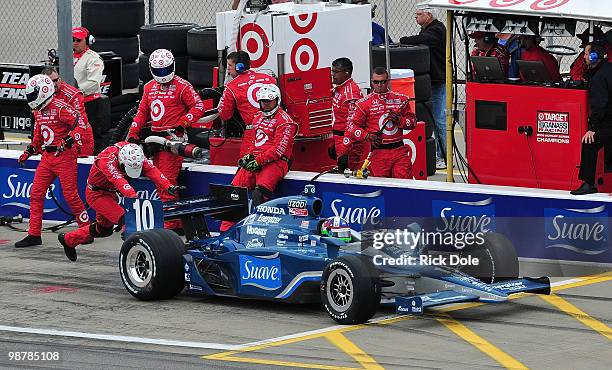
<box><xmin>290</xmin><ymin>38</ymin><xmax>320</xmax><ymax>72</ymax></box>
<box><xmin>237</xmin><ymin>23</ymin><xmax>270</xmax><ymax>68</ymax></box>
<box><xmin>289</xmin><ymin>13</ymin><xmax>318</xmax><ymax>34</ymax></box>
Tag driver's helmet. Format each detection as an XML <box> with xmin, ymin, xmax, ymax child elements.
<box><xmin>25</xmin><ymin>74</ymin><xmax>55</xmax><ymax>110</ymax></box>
<box><xmin>320</xmin><ymin>216</ymin><xmax>351</xmax><ymax>242</ymax></box>
<box><xmin>149</xmin><ymin>49</ymin><xmax>175</xmax><ymax>84</ymax></box>
<box><xmin>256</xmin><ymin>83</ymin><xmax>281</xmax><ymax>117</ymax></box>
<box><xmin>118</xmin><ymin>143</ymin><xmax>145</xmax><ymax>178</ymax></box>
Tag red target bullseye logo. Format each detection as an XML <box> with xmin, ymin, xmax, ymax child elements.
<box><xmin>291</xmin><ymin>38</ymin><xmax>319</xmax><ymax>72</ymax></box>
<box><xmin>531</xmin><ymin>0</ymin><xmax>570</xmax><ymax>10</ymax></box>
<box><xmin>490</xmin><ymin>0</ymin><xmax>526</xmax><ymax>7</ymax></box>
<box><xmin>150</xmin><ymin>99</ymin><xmax>165</xmax><ymax>122</ymax></box>
<box><xmin>41</xmin><ymin>125</ymin><xmax>54</xmax><ymax>146</ymax></box>
<box><xmin>254</xmin><ymin>129</ymin><xmax>269</xmax><ymax>147</ymax></box>
<box><xmin>237</xmin><ymin>23</ymin><xmax>270</xmax><ymax>68</ymax></box>
<box><xmin>289</xmin><ymin>13</ymin><xmax>318</xmax><ymax>34</ymax></box>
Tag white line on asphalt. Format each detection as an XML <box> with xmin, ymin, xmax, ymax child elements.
<box><xmin>0</xmin><ymin>325</ymin><xmax>242</xmax><ymax>351</ymax></box>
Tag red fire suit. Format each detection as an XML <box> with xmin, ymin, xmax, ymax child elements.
<box><xmin>63</xmin><ymin>142</ymin><xmax>173</xmax><ymax>248</ymax></box>
<box><xmin>471</xmin><ymin>44</ymin><xmax>510</xmax><ymax>77</ymax></box>
<box><xmin>55</xmin><ymin>81</ymin><xmax>94</xmax><ymax>156</ymax></box>
<box><xmin>521</xmin><ymin>46</ymin><xmax>561</xmax><ymax>81</ymax></box>
<box><xmin>339</xmin><ymin>91</ymin><xmax>416</xmax><ymax>179</ymax></box>
<box><xmin>332</xmin><ymin>78</ymin><xmax>364</xmax><ymax>169</ymax></box>
<box><xmin>217</xmin><ymin>70</ymin><xmax>277</xmax><ymax>156</ymax></box>
<box><xmin>128</xmin><ymin>76</ymin><xmax>204</xmax><ymax>229</ymax></box>
<box><xmin>28</xmin><ymin>98</ymin><xmax>90</xmax><ymax>237</ymax></box>
<box><xmin>220</xmin><ymin>109</ymin><xmax>298</xmax><ymax>231</ymax></box>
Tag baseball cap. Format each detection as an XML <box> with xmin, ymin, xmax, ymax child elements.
<box><xmin>469</xmin><ymin>31</ymin><xmax>486</xmax><ymax>39</ymax></box>
<box><xmin>72</xmin><ymin>27</ymin><xmax>89</xmax><ymax>40</ymax></box>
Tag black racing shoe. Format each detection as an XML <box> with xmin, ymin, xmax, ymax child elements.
<box><xmin>14</xmin><ymin>234</ymin><xmax>42</xmax><ymax>248</ymax></box>
<box><xmin>570</xmin><ymin>182</ymin><xmax>598</xmax><ymax>195</ymax></box>
<box><xmin>58</xmin><ymin>233</ymin><xmax>77</xmax><ymax>262</ymax></box>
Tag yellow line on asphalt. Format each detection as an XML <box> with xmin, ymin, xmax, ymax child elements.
<box><xmin>208</xmin><ymin>355</ymin><xmax>363</xmax><ymax>370</ymax></box>
<box><xmin>435</xmin><ymin>313</ymin><xmax>528</xmax><ymax>370</ymax></box>
<box><xmin>325</xmin><ymin>332</ymin><xmax>384</xmax><ymax>370</ymax></box>
<box><xmin>539</xmin><ymin>294</ymin><xmax>612</xmax><ymax>341</ymax></box>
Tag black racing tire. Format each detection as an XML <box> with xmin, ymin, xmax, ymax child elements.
<box><xmin>119</xmin><ymin>229</ymin><xmax>186</xmax><ymax>301</ymax></box>
<box><xmin>415</xmin><ymin>74</ymin><xmax>432</xmax><ymax>103</ymax></box>
<box><xmin>426</xmin><ymin>136</ymin><xmax>436</xmax><ymax>177</ymax></box>
<box><xmin>459</xmin><ymin>233</ymin><xmax>519</xmax><ymax>284</ymax></box>
<box><xmin>122</xmin><ymin>61</ymin><xmax>140</xmax><ymax>89</ymax></box>
<box><xmin>92</xmin><ymin>36</ymin><xmax>139</xmax><ymax>62</ymax></box>
<box><xmin>111</xmin><ymin>103</ymin><xmax>139</xmax><ymax>144</ymax></box>
<box><xmin>188</xmin><ymin>58</ymin><xmax>218</xmax><ymax>88</ymax></box>
<box><xmin>81</xmin><ymin>0</ymin><xmax>145</xmax><ymax>37</ymax></box>
<box><xmin>371</xmin><ymin>45</ymin><xmax>430</xmax><ymax>75</ymax></box>
<box><xmin>140</xmin><ymin>23</ymin><xmax>199</xmax><ymax>55</ymax></box>
<box><xmin>138</xmin><ymin>53</ymin><xmax>151</xmax><ymax>82</ymax></box>
<box><xmin>416</xmin><ymin>100</ymin><xmax>435</xmax><ymax>138</ymax></box>
<box><xmin>321</xmin><ymin>255</ymin><xmax>380</xmax><ymax>324</ymax></box>
<box><xmin>174</xmin><ymin>56</ymin><xmax>189</xmax><ymax>79</ymax></box>
<box><xmin>187</xmin><ymin>26</ymin><xmax>217</xmax><ymax>59</ymax></box>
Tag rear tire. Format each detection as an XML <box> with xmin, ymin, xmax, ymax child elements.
<box><xmin>321</xmin><ymin>255</ymin><xmax>380</xmax><ymax>324</ymax></box>
<box><xmin>119</xmin><ymin>229</ymin><xmax>186</xmax><ymax>300</ymax></box>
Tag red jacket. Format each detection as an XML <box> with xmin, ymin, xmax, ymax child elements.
<box><xmin>249</xmin><ymin>109</ymin><xmax>298</xmax><ymax>165</ymax></box>
<box><xmin>332</xmin><ymin>78</ymin><xmax>363</xmax><ymax>133</ymax></box>
<box><xmin>55</xmin><ymin>82</ymin><xmax>93</xmax><ymax>155</ymax></box>
<box><xmin>129</xmin><ymin>76</ymin><xmax>204</xmax><ymax>138</ymax></box>
<box><xmin>217</xmin><ymin>70</ymin><xmax>277</xmax><ymax>125</ymax></box>
<box><xmin>31</xmin><ymin>97</ymin><xmax>84</xmax><ymax>156</ymax></box>
<box><xmin>339</xmin><ymin>91</ymin><xmax>416</xmax><ymax>156</ymax></box>
<box><xmin>88</xmin><ymin>142</ymin><xmax>172</xmax><ymax>198</ymax></box>
<box><xmin>521</xmin><ymin>46</ymin><xmax>561</xmax><ymax>81</ymax></box>
<box><xmin>471</xmin><ymin>44</ymin><xmax>510</xmax><ymax>77</ymax></box>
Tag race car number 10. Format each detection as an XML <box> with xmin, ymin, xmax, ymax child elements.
<box><xmin>133</xmin><ymin>199</ymin><xmax>155</xmax><ymax>231</ymax></box>
<box><xmin>124</xmin><ymin>198</ymin><xmax>164</xmax><ymax>235</ymax></box>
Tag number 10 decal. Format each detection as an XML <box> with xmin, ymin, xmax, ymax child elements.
<box><xmin>123</xmin><ymin>197</ymin><xmax>164</xmax><ymax>236</ymax></box>
<box><xmin>133</xmin><ymin>199</ymin><xmax>155</xmax><ymax>231</ymax></box>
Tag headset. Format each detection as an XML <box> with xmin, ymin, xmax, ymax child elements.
<box><xmin>77</xmin><ymin>27</ymin><xmax>95</xmax><ymax>46</ymax></box>
<box><xmin>234</xmin><ymin>50</ymin><xmax>250</xmax><ymax>74</ymax></box>
<box><xmin>589</xmin><ymin>43</ymin><xmax>606</xmax><ymax>63</ymax></box>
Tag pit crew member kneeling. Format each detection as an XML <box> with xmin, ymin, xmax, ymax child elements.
<box><xmin>337</xmin><ymin>67</ymin><xmax>416</xmax><ymax>179</ymax></box>
<box><xmin>220</xmin><ymin>84</ymin><xmax>298</xmax><ymax>231</ymax></box>
<box><xmin>58</xmin><ymin>142</ymin><xmax>175</xmax><ymax>261</ymax></box>
<box><xmin>127</xmin><ymin>49</ymin><xmax>204</xmax><ymax>232</ymax></box>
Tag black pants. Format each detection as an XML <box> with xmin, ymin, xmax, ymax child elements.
<box><xmin>85</xmin><ymin>96</ymin><xmax>110</xmax><ymax>155</ymax></box>
<box><xmin>578</xmin><ymin>129</ymin><xmax>612</xmax><ymax>185</ymax></box>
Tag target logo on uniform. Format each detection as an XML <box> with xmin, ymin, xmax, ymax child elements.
<box><xmin>237</xmin><ymin>23</ymin><xmax>270</xmax><ymax>68</ymax></box>
<box><xmin>354</xmin><ymin>129</ymin><xmax>363</xmax><ymax>139</ymax></box>
<box><xmin>378</xmin><ymin>114</ymin><xmax>398</xmax><ymax>136</ymax></box>
<box><xmin>247</xmin><ymin>83</ymin><xmax>265</xmax><ymax>109</ymax></box>
<box><xmin>41</xmin><ymin>124</ymin><xmax>54</xmax><ymax>146</ymax></box>
<box><xmin>78</xmin><ymin>211</ymin><xmax>90</xmax><ymax>223</ymax></box>
<box><xmin>150</xmin><ymin>99</ymin><xmax>165</xmax><ymax>122</ymax></box>
<box><xmin>291</xmin><ymin>38</ymin><xmax>319</xmax><ymax>72</ymax></box>
<box><xmin>254</xmin><ymin>129</ymin><xmax>269</xmax><ymax>147</ymax></box>
<box><xmin>289</xmin><ymin>13</ymin><xmax>318</xmax><ymax>34</ymax></box>
<box><xmin>343</xmin><ymin>137</ymin><xmax>350</xmax><ymax>146</ymax></box>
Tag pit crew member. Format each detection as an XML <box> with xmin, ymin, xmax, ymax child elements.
<box><xmin>58</xmin><ymin>142</ymin><xmax>175</xmax><ymax>261</ymax></box>
<box><xmin>216</xmin><ymin>51</ymin><xmax>277</xmax><ymax>156</ymax></box>
<box><xmin>127</xmin><ymin>48</ymin><xmax>204</xmax><ymax>232</ymax></box>
<box><xmin>14</xmin><ymin>74</ymin><xmax>90</xmax><ymax>248</ymax></box>
<box><xmin>337</xmin><ymin>67</ymin><xmax>416</xmax><ymax>179</ymax></box>
<box><xmin>519</xmin><ymin>35</ymin><xmax>561</xmax><ymax>81</ymax></box>
<box><xmin>470</xmin><ymin>31</ymin><xmax>509</xmax><ymax>78</ymax></box>
<box><xmin>220</xmin><ymin>84</ymin><xmax>298</xmax><ymax>231</ymax></box>
<box><xmin>42</xmin><ymin>66</ymin><xmax>94</xmax><ymax>156</ymax></box>
<box><xmin>329</xmin><ymin>57</ymin><xmax>364</xmax><ymax>170</ymax></box>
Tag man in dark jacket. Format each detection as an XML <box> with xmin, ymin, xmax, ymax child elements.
<box><xmin>571</xmin><ymin>43</ymin><xmax>612</xmax><ymax>195</ymax></box>
<box><xmin>399</xmin><ymin>6</ymin><xmax>447</xmax><ymax>169</ymax></box>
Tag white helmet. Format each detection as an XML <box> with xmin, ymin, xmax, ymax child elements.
<box><xmin>256</xmin><ymin>84</ymin><xmax>281</xmax><ymax>117</ymax></box>
<box><xmin>118</xmin><ymin>143</ymin><xmax>145</xmax><ymax>178</ymax></box>
<box><xmin>25</xmin><ymin>74</ymin><xmax>55</xmax><ymax>110</ymax></box>
<box><xmin>149</xmin><ymin>49</ymin><xmax>175</xmax><ymax>84</ymax></box>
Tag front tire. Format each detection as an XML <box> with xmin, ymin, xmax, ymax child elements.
<box><xmin>119</xmin><ymin>229</ymin><xmax>186</xmax><ymax>300</ymax></box>
<box><xmin>459</xmin><ymin>232</ymin><xmax>519</xmax><ymax>283</ymax></box>
<box><xmin>321</xmin><ymin>255</ymin><xmax>380</xmax><ymax>324</ymax></box>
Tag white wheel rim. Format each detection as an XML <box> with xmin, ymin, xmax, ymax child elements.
<box><xmin>125</xmin><ymin>244</ymin><xmax>153</xmax><ymax>288</ymax></box>
<box><xmin>327</xmin><ymin>269</ymin><xmax>354</xmax><ymax>312</ymax></box>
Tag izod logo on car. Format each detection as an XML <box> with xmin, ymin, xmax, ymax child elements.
<box><xmin>239</xmin><ymin>254</ymin><xmax>282</xmax><ymax>291</ymax></box>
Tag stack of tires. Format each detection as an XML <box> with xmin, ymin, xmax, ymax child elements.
<box><xmin>187</xmin><ymin>27</ymin><xmax>219</xmax><ymax>89</ymax></box>
<box><xmin>372</xmin><ymin>45</ymin><xmax>437</xmax><ymax>176</ymax></box>
<box><xmin>83</xmin><ymin>0</ymin><xmax>144</xmax><ymax>91</ymax></box>
<box><xmin>138</xmin><ymin>23</ymin><xmax>198</xmax><ymax>84</ymax></box>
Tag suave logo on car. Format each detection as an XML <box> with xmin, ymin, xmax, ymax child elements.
<box><xmin>432</xmin><ymin>198</ymin><xmax>496</xmax><ymax>233</ymax></box>
<box><xmin>544</xmin><ymin>206</ymin><xmax>608</xmax><ymax>255</ymax></box>
<box><xmin>323</xmin><ymin>190</ymin><xmax>385</xmax><ymax>231</ymax></box>
<box><xmin>239</xmin><ymin>253</ymin><xmax>282</xmax><ymax>290</ymax></box>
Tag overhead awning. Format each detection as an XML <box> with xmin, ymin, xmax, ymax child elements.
<box><xmin>426</xmin><ymin>0</ymin><xmax>611</xmax><ymax>23</ymax></box>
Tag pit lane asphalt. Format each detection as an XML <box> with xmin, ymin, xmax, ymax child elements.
<box><xmin>0</xmin><ymin>227</ymin><xmax>610</xmax><ymax>370</ymax></box>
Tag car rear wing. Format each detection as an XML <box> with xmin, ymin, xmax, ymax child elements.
<box><xmin>163</xmin><ymin>184</ymin><xmax>249</xmax><ymax>240</ymax></box>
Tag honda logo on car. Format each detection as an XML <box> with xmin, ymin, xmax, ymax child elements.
<box><xmin>256</xmin><ymin>205</ymin><xmax>286</xmax><ymax>215</ymax></box>
<box><xmin>239</xmin><ymin>254</ymin><xmax>282</xmax><ymax>290</ymax></box>
<box><xmin>246</xmin><ymin>225</ymin><xmax>267</xmax><ymax>237</ymax></box>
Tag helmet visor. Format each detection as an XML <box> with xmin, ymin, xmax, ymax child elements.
<box><xmin>26</xmin><ymin>87</ymin><xmax>40</xmax><ymax>107</ymax></box>
<box><xmin>151</xmin><ymin>65</ymin><xmax>174</xmax><ymax>79</ymax></box>
<box><xmin>124</xmin><ymin>162</ymin><xmax>143</xmax><ymax>179</ymax></box>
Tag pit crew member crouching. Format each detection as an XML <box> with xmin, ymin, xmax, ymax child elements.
<box><xmin>337</xmin><ymin>67</ymin><xmax>417</xmax><ymax>179</ymax></box>
<box><xmin>220</xmin><ymin>84</ymin><xmax>298</xmax><ymax>231</ymax></box>
<box><xmin>58</xmin><ymin>142</ymin><xmax>176</xmax><ymax>261</ymax></box>
<box><xmin>127</xmin><ymin>49</ymin><xmax>204</xmax><ymax>232</ymax></box>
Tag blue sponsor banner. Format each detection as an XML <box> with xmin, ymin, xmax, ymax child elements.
<box><xmin>544</xmin><ymin>206</ymin><xmax>609</xmax><ymax>256</ymax></box>
<box><xmin>322</xmin><ymin>190</ymin><xmax>385</xmax><ymax>231</ymax></box>
<box><xmin>239</xmin><ymin>253</ymin><xmax>282</xmax><ymax>291</ymax></box>
<box><xmin>431</xmin><ymin>197</ymin><xmax>496</xmax><ymax>233</ymax></box>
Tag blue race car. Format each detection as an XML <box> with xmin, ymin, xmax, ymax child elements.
<box><xmin>119</xmin><ymin>185</ymin><xmax>551</xmax><ymax>324</ymax></box>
